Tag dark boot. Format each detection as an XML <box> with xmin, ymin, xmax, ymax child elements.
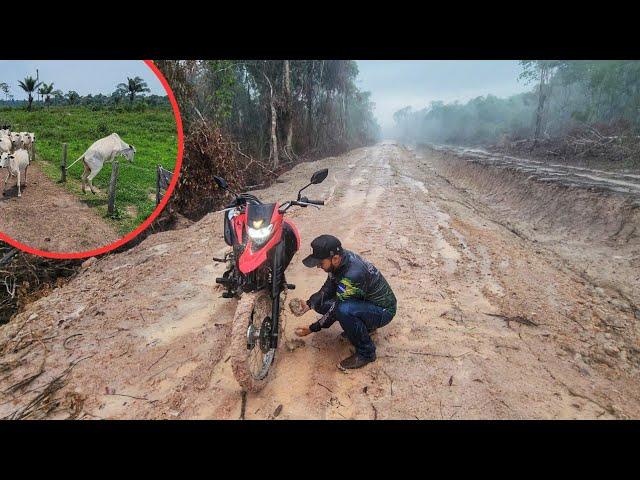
<box><xmin>338</xmin><ymin>353</ymin><xmax>376</xmax><ymax>370</ymax></box>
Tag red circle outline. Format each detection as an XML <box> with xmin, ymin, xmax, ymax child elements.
<box><xmin>0</xmin><ymin>60</ymin><xmax>184</xmax><ymax>259</ymax></box>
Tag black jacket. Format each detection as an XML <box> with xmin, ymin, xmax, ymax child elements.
<box><xmin>306</xmin><ymin>250</ymin><xmax>397</xmax><ymax>332</ymax></box>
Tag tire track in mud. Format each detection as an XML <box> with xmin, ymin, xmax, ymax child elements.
<box><xmin>2</xmin><ymin>143</ymin><xmax>639</xmax><ymax>419</ymax></box>
<box><xmin>403</xmin><ymin>145</ymin><xmax>639</xmax><ymax>418</ymax></box>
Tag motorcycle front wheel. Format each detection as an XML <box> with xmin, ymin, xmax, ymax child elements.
<box><xmin>230</xmin><ymin>289</ymin><xmax>285</xmax><ymax>392</ymax></box>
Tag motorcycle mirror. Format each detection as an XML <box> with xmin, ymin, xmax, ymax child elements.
<box><xmin>214</xmin><ymin>176</ymin><xmax>228</xmax><ymax>190</ymax></box>
<box><xmin>310</xmin><ymin>169</ymin><xmax>328</xmax><ymax>184</ymax></box>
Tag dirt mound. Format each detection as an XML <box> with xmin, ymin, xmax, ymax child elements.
<box><xmin>423</xmin><ymin>145</ymin><xmax>640</xmax><ymax>308</ymax></box>
<box><xmin>429</xmin><ymin>148</ymin><xmax>640</xmax><ymax>245</ymax></box>
<box><xmin>487</xmin><ymin>123</ymin><xmax>640</xmax><ymax>170</ymax></box>
<box><xmin>0</xmin><ymin>243</ymin><xmax>82</xmax><ymax>325</ymax></box>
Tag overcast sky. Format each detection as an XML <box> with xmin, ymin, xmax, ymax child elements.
<box><xmin>356</xmin><ymin>60</ymin><xmax>531</xmax><ymax>131</ymax></box>
<box><xmin>0</xmin><ymin>60</ymin><xmax>166</xmax><ymax>99</ymax></box>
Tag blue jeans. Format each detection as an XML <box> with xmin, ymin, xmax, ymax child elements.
<box><xmin>322</xmin><ymin>299</ymin><xmax>394</xmax><ymax>360</ymax></box>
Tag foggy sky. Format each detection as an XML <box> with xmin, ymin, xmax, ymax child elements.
<box><xmin>356</xmin><ymin>60</ymin><xmax>530</xmax><ymax>132</ymax></box>
<box><xmin>0</xmin><ymin>61</ymin><xmax>166</xmax><ymax>99</ymax></box>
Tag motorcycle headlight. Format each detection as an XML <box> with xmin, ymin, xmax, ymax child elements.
<box><xmin>248</xmin><ymin>224</ymin><xmax>274</xmax><ymax>246</ymax></box>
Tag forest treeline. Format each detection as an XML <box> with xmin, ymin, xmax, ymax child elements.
<box><xmin>0</xmin><ymin>94</ymin><xmax>170</xmax><ymax>110</ymax></box>
<box><xmin>0</xmin><ymin>75</ymin><xmax>168</xmax><ymax>111</ymax></box>
<box><xmin>155</xmin><ymin>60</ymin><xmax>380</xmax><ymax>167</ymax></box>
<box><xmin>393</xmin><ymin>61</ymin><xmax>640</xmax><ymax>146</ymax></box>
<box><xmin>154</xmin><ymin>60</ymin><xmax>380</xmax><ymax>221</ymax></box>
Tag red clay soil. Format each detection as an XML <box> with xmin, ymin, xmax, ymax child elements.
<box><xmin>1</xmin><ymin>143</ymin><xmax>638</xmax><ymax>419</ymax></box>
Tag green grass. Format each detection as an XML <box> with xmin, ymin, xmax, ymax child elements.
<box><xmin>0</xmin><ymin>106</ymin><xmax>178</xmax><ymax>235</ymax></box>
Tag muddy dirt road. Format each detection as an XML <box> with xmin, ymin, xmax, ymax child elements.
<box><xmin>1</xmin><ymin>142</ymin><xmax>639</xmax><ymax>419</ymax></box>
<box><xmin>0</xmin><ymin>162</ymin><xmax>118</xmax><ymax>253</ymax></box>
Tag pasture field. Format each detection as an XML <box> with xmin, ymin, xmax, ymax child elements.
<box><xmin>0</xmin><ymin>106</ymin><xmax>178</xmax><ymax>236</ymax></box>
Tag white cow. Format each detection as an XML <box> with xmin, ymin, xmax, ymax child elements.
<box><xmin>69</xmin><ymin>133</ymin><xmax>135</xmax><ymax>194</ymax></box>
<box><xmin>0</xmin><ymin>135</ymin><xmax>11</xmax><ymax>154</ymax></box>
<box><xmin>20</xmin><ymin>132</ymin><xmax>35</xmax><ymax>148</ymax></box>
<box><xmin>1</xmin><ymin>149</ymin><xmax>30</xmax><ymax>197</ymax></box>
<box><xmin>19</xmin><ymin>132</ymin><xmax>36</xmax><ymax>161</ymax></box>
<box><xmin>9</xmin><ymin>132</ymin><xmax>23</xmax><ymax>150</ymax></box>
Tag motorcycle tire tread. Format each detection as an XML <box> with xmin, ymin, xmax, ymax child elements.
<box><xmin>230</xmin><ymin>290</ymin><xmax>284</xmax><ymax>393</ymax></box>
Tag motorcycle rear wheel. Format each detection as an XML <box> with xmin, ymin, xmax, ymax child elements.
<box><xmin>230</xmin><ymin>289</ymin><xmax>285</xmax><ymax>392</ymax></box>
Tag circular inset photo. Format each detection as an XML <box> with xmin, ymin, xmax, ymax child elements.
<box><xmin>0</xmin><ymin>60</ymin><xmax>182</xmax><ymax>258</ymax></box>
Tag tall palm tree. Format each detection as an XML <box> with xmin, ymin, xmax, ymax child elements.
<box><xmin>39</xmin><ymin>83</ymin><xmax>55</xmax><ymax>106</ymax></box>
<box><xmin>116</xmin><ymin>76</ymin><xmax>151</xmax><ymax>103</ymax></box>
<box><xmin>38</xmin><ymin>84</ymin><xmax>46</xmax><ymax>104</ymax></box>
<box><xmin>18</xmin><ymin>76</ymin><xmax>43</xmax><ymax>111</ymax></box>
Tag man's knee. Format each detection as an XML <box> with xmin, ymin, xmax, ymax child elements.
<box><xmin>335</xmin><ymin>300</ymin><xmax>358</xmax><ymax>322</ymax></box>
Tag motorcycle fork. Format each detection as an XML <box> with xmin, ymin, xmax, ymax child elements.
<box><xmin>270</xmin><ymin>241</ymin><xmax>285</xmax><ymax>349</ymax></box>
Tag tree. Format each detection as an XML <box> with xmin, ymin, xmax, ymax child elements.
<box><xmin>0</xmin><ymin>82</ymin><xmax>9</xmax><ymax>101</ymax></box>
<box><xmin>38</xmin><ymin>83</ymin><xmax>55</xmax><ymax>106</ymax></box>
<box><xmin>65</xmin><ymin>90</ymin><xmax>80</xmax><ymax>105</ymax></box>
<box><xmin>116</xmin><ymin>76</ymin><xmax>151</xmax><ymax>103</ymax></box>
<box><xmin>519</xmin><ymin>60</ymin><xmax>562</xmax><ymax>143</ymax></box>
<box><xmin>264</xmin><ymin>67</ymin><xmax>279</xmax><ymax>168</ymax></box>
<box><xmin>110</xmin><ymin>89</ymin><xmax>125</xmax><ymax>106</ymax></box>
<box><xmin>393</xmin><ymin>106</ymin><xmax>413</xmax><ymax>140</ymax></box>
<box><xmin>154</xmin><ymin>59</ymin><xmax>380</xmax><ymax>166</ymax></box>
<box><xmin>51</xmin><ymin>90</ymin><xmax>64</xmax><ymax>105</ymax></box>
<box><xmin>282</xmin><ymin>60</ymin><xmax>295</xmax><ymax>160</ymax></box>
<box><xmin>17</xmin><ymin>76</ymin><xmax>43</xmax><ymax>111</ymax></box>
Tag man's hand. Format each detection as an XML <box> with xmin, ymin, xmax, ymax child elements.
<box><xmin>289</xmin><ymin>298</ymin><xmax>310</xmax><ymax>317</ymax></box>
<box><xmin>294</xmin><ymin>326</ymin><xmax>312</xmax><ymax>337</ymax></box>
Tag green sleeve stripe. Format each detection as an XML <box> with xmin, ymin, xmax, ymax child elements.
<box><xmin>336</xmin><ymin>278</ymin><xmax>365</xmax><ymax>301</ymax></box>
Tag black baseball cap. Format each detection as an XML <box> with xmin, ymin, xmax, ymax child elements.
<box><xmin>302</xmin><ymin>235</ymin><xmax>343</xmax><ymax>267</ymax></box>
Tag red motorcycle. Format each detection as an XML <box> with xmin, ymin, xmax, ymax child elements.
<box><xmin>213</xmin><ymin>169</ymin><xmax>328</xmax><ymax>392</ymax></box>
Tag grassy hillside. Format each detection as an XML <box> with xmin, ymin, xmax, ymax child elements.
<box><xmin>0</xmin><ymin>106</ymin><xmax>178</xmax><ymax>236</ymax></box>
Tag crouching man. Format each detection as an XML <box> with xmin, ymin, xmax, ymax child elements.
<box><xmin>293</xmin><ymin>235</ymin><xmax>397</xmax><ymax>370</ymax></box>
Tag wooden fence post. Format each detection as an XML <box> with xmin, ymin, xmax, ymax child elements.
<box><xmin>60</xmin><ymin>143</ymin><xmax>67</xmax><ymax>183</ymax></box>
<box><xmin>156</xmin><ymin>164</ymin><xmax>161</xmax><ymax>205</ymax></box>
<box><xmin>155</xmin><ymin>165</ymin><xmax>173</xmax><ymax>206</ymax></box>
<box><xmin>107</xmin><ymin>160</ymin><xmax>119</xmax><ymax>216</ymax></box>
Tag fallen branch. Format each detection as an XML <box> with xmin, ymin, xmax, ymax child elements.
<box><xmin>63</xmin><ymin>333</ymin><xmax>83</xmax><ymax>350</ymax></box>
<box><xmin>483</xmin><ymin>312</ymin><xmax>539</xmax><ymax>327</ymax></box>
<box><xmin>317</xmin><ymin>382</ymin><xmax>333</xmax><ymax>394</ymax></box>
<box><xmin>104</xmin><ymin>392</ymin><xmax>153</xmax><ymax>402</ymax></box>
<box><xmin>406</xmin><ymin>350</ymin><xmax>472</xmax><ymax>359</ymax></box>
<box><xmin>3</xmin><ymin>354</ymin><xmax>94</xmax><ymax>420</ymax></box>
<box><xmin>147</xmin><ymin>349</ymin><xmax>169</xmax><ymax>371</ymax></box>
<box><xmin>147</xmin><ymin>355</ymin><xmax>197</xmax><ymax>380</ymax></box>
<box><xmin>3</xmin><ymin>345</ymin><xmax>47</xmax><ymax>394</ymax></box>
<box><xmin>0</xmin><ymin>248</ymin><xmax>17</xmax><ymax>267</ymax></box>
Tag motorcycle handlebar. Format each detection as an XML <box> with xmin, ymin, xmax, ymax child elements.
<box><xmin>300</xmin><ymin>196</ymin><xmax>324</xmax><ymax>206</ymax></box>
